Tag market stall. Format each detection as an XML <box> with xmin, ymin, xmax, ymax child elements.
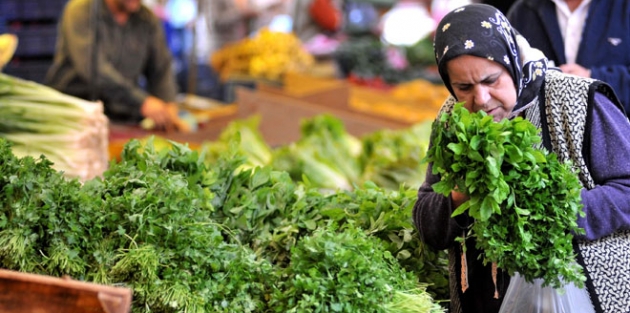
<box><xmin>108</xmin><ymin>69</ymin><xmax>448</xmax><ymax>154</ymax></box>
<box><xmin>0</xmin><ymin>1</ymin><xmax>456</xmax><ymax>311</ymax></box>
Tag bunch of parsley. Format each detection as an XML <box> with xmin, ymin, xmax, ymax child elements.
<box><xmin>270</xmin><ymin>224</ymin><xmax>443</xmax><ymax>313</ymax></box>
<box><xmin>425</xmin><ymin>103</ymin><xmax>586</xmax><ymax>289</ymax></box>
<box><xmin>0</xmin><ymin>138</ymin><xmax>274</xmax><ymax>313</ymax></box>
<box><xmin>90</xmin><ymin>139</ymin><xmax>274</xmax><ymax>313</ymax></box>
<box><xmin>0</xmin><ymin>139</ymin><xmax>94</xmax><ymax>277</ymax></box>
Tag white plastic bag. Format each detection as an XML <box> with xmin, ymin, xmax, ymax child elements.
<box><xmin>499</xmin><ymin>272</ymin><xmax>595</xmax><ymax>313</ymax></box>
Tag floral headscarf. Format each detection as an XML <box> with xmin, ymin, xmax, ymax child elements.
<box><xmin>433</xmin><ymin>4</ymin><xmax>548</xmax><ymax>112</ymax></box>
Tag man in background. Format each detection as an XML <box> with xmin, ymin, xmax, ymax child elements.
<box><xmin>507</xmin><ymin>0</ymin><xmax>630</xmax><ymax>116</ymax></box>
<box><xmin>46</xmin><ymin>0</ymin><xmax>185</xmax><ymax>131</ymax></box>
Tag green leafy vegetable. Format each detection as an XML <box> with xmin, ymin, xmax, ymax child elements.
<box><xmin>270</xmin><ymin>224</ymin><xmax>443</xmax><ymax>313</ymax></box>
<box><xmin>271</xmin><ymin>114</ymin><xmax>362</xmax><ymax>191</ymax></box>
<box><xmin>360</xmin><ymin>121</ymin><xmax>432</xmax><ymax>190</ymax></box>
<box><xmin>0</xmin><ymin>129</ymin><xmax>448</xmax><ymax>312</ymax></box>
<box><xmin>201</xmin><ymin>115</ymin><xmax>273</xmax><ymax>171</ymax></box>
<box><xmin>424</xmin><ymin>103</ymin><xmax>586</xmax><ymax>289</ymax></box>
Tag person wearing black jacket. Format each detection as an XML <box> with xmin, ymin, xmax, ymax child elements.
<box><xmin>507</xmin><ymin>0</ymin><xmax>630</xmax><ymax>116</ymax></box>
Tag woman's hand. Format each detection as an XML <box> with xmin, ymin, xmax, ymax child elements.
<box><xmin>451</xmin><ymin>190</ymin><xmax>469</xmax><ymax>208</ymax></box>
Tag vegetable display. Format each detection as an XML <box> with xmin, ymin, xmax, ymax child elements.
<box><xmin>198</xmin><ymin>114</ymin><xmax>434</xmax><ymax>192</ymax></box>
<box><xmin>424</xmin><ymin>103</ymin><xmax>586</xmax><ymax>289</ymax></box>
<box><xmin>0</xmin><ymin>136</ymin><xmax>447</xmax><ymax>312</ymax></box>
<box><xmin>360</xmin><ymin>121</ymin><xmax>432</xmax><ymax>190</ymax></box>
<box><xmin>271</xmin><ymin>114</ymin><xmax>363</xmax><ymax>191</ymax></box>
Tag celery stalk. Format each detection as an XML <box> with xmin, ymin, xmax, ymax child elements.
<box><xmin>0</xmin><ymin>73</ymin><xmax>109</xmax><ymax>181</ymax></box>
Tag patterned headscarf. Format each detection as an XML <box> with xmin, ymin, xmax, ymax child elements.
<box><xmin>433</xmin><ymin>4</ymin><xmax>548</xmax><ymax>112</ymax></box>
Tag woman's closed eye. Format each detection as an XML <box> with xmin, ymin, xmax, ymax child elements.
<box><xmin>453</xmin><ymin>76</ymin><xmax>499</xmax><ymax>92</ymax></box>
<box><xmin>481</xmin><ymin>76</ymin><xmax>499</xmax><ymax>85</ymax></box>
<box><xmin>453</xmin><ymin>83</ymin><xmax>473</xmax><ymax>92</ymax></box>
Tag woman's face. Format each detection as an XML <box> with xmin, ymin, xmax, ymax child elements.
<box><xmin>446</xmin><ymin>55</ymin><xmax>518</xmax><ymax>121</ymax></box>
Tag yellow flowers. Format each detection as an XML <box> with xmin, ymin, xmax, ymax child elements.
<box><xmin>210</xmin><ymin>29</ymin><xmax>315</xmax><ymax>82</ymax></box>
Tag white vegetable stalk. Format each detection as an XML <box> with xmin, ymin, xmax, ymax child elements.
<box><xmin>0</xmin><ymin>73</ymin><xmax>109</xmax><ymax>181</ymax></box>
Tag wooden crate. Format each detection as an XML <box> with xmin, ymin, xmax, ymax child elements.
<box><xmin>0</xmin><ymin>269</ymin><xmax>132</xmax><ymax>313</ymax></box>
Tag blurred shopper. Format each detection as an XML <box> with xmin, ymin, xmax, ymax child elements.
<box><xmin>164</xmin><ymin>0</ymin><xmax>197</xmax><ymax>89</ymax></box>
<box><xmin>508</xmin><ymin>0</ymin><xmax>630</xmax><ymax>116</ymax></box>
<box><xmin>46</xmin><ymin>0</ymin><xmax>185</xmax><ymax>131</ymax></box>
<box><xmin>479</xmin><ymin>0</ymin><xmax>516</xmax><ymax>14</ymax></box>
<box><xmin>250</xmin><ymin>0</ymin><xmax>291</xmax><ymax>33</ymax></box>
<box><xmin>192</xmin><ymin>0</ymin><xmax>260</xmax><ymax>101</ymax></box>
<box><xmin>206</xmin><ymin>0</ymin><xmax>258</xmax><ymax>48</ymax></box>
<box><xmin>290</xmin><ymin>0</ymin><xmax>344</xmax><ymax>43</ymax></box>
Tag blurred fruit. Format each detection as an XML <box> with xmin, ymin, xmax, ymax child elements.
<box><xmin>0</xmin><ymin>34</ymin><xmax>18</xmax><ymax>69</ymax></box>
<box><xmin>210</xmin><ymin>28</ymin><xmax>315</xmax><ymax>82</ymax></box>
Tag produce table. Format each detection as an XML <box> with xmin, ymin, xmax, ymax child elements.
<box><xmin>108</xmin><ymin>112</ymin><xmax>234</xmax><ymax>159</ymax></box>
<box><xmin>236</xmin><ymin>86</ymin><xmax>412</xmax><ymax>146</ymax></box>
<box><xmin>108</xmin><ymin>85</ymin><xmax>406</xmax><ymax>156</ymax></box>
<box><xmin>108</xmin><ymin>74</ymin><xmax>446</xmax><ymax>158</ymax></box>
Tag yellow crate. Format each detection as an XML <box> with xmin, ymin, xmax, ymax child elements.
<box><xmin>281</xmin><ymin>71</ymin><xmax>344</xmax><ymax>97</ymax></box>
<box><xmin>349</xmin><ymin>79</ymin><xmax>450</xmax><ymax>124</ymax></box>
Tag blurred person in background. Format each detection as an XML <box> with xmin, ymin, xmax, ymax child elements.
<box><xmin>200</xmin><ymin>0</ymin><xmax>288</xmax><ymax>50</ymax></box>
<box><xmin>46</xmin><ymin>0</ymin><xmax>186</xmax><ymax>131</ymax></box>
<box><xmin>250</xmin><ymin>0</ymin><xmax>292</xmax><ymax>33</ymax></box>
<box><xmin>478</xmin><ymin>0</ymin><xmax>515</xmax><ymax>14</ymax></box>
<box><xmin>194</xmin><ymin>0</ymin><xmax>260</xmax><ymax>101</ymax></box>
<box><xmin>203</xmin><ymin>0</ymin><xmax>260</xmax><ymax>50</ymax></box>
<box><xmin>290</xmin><ymin>0</ymin><xmax>344</xmax><ymax>43</ymax></box>
<box><xmin>163</xmin><ymin>0</ymin><xmax>197</xmax><ymax>92</ymax></box>
<box><xmin>192</xmin><ymin>0</ymin><xmax>286</xmax><ymax>101</ymax></box>
<box><xmin>507</xmin><ymin>0</ymin><xmax>630</xmax><ymax>116</ymax></box>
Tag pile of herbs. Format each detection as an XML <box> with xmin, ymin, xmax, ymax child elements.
<box><xmin>206</xmin><ymin>140</ymin><xmax>449</xmax><ymax>299</ymax></box>
<box><xmin>424</xmin><ymin>103</ymin><xmax>586</xmax><ymax>289</ymax></box>
<box><xmin>86</xmin><ymin>140</ymin><xmax>274</xmax><ymax>312</ymax></box>
<box><xmin>270</xmin><ymin>224</ymin><xmax>444</xmax><ymax>313</ymax></box>
<box><xmin>0</xmin><ymin>137</ymin><xmax>447</xmax><ymax>312</ymax></box>
<box><xmin>0</xmin><ymin>138</ymin><xmax>273</xmax><ymax>312</ymax></box>
<box><xmin>210</xmin><ymin>160</ymin><xmax>449</xmax><ymax>298</ymax></box>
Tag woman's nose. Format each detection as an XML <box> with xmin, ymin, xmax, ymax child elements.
<box><xmin>473</xmin><ymin>85</ymin><xmax>491</xmax><ymax>107</ymax></box>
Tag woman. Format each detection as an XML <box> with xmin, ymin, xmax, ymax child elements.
<box><xmin>413</xmin><ymin>4</ymin><xmax>630</xmax><ymax>313</ymax></box>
